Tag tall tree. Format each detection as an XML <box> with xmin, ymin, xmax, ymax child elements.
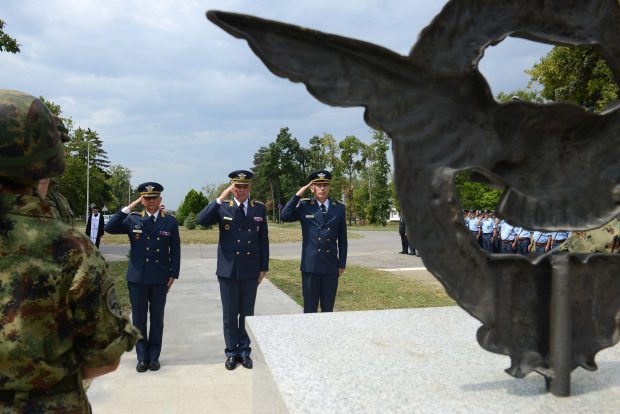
<box><xmin>526</xmin><ymin>46</ymin><xmax>618</xmax><ymax>110</ymax></box>
<box><xmin>107</xmin><ymin>165</ymin><xmax>133</xmax><ymax>212</ymax></box>
<box><xmin>366</xmin><ymin>130</ymin><xmax>391</xmax><ymax>225</ymax></box>
<box><xmin>339</xmin><ymin>135</ymin><xmax>365</xmax><ymax>224</ymax></box>
<box><xmin>176</xmin><ymin>189</ymin><xmax>209</xmax><ymax>225</ymax></box>
<box><xmin>0</xmin><ymin>19</ymin><xmax>20</xmax><ymax>54</ymax></box>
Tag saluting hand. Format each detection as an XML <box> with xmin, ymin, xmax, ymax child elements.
<box><xmin>295</xmin><ymin>182</ymin><xmax>312</xmax><ymax>197</ymax></box>
<box><xmin>218</xmin><ymin>183</ymin><xmax>235</xmax><ymax>201</ymax></box>
<box><xmin>127</xmin><ymin>196</ymin><xmax>143</xmax><ymax>211</ymax></box>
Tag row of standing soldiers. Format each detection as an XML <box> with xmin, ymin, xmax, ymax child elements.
<box><xmin>464</xmin><ymin>210</ymin><xmax>571</xmax><ymax>254</ymax></box>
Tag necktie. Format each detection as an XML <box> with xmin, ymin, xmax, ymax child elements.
<box><xmin>150</xmin><ymin>215</ymin><xmax>155</xmax><ymax>224</ymax></box>
<box><xmin>320</xmin><ymin>204</ymin><xmax>327</xmax><ymax>214</ymax></box>
<box><xmin>239</xmin><ymin>203</ymin><xmax>245</xmax><ymax>218</ymax></box>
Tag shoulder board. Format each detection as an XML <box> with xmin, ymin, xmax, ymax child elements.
<box><xmin>252</xmin><ymin>200</ymin><xmax>264</xmax><ymax>205</ymax></box>
<box><xmin>300</xmin><ymin>198</ymin><xmax>310</xmax><ymax>201</ymax></box>
<box><xmin>129</xmin><ymin>211</ymin><xmax>141</xmax><ymax>216</ymax></box>
<box><xmin>229</xmin><ymin>200</ymin><xmax>234</xmax><ymax>207</ymax></box>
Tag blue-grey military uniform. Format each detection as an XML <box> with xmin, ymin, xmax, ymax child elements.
<box><xmin>550</xmin><ymin>231</ymin><xmax>571</xmax><ymax>249</ymax></box>
<box><xmin>281</xmin><ymin>195</ymin><xmax>347</xmax><ymax>313</ymax></box>
<box><xmin>498</xmin><ymin>220</ymin><xmax>515</xmax><ymax>253</ymax></box>
<box><xmin>531</xmin><ymin>231</ymin><xmax>550</xmax><ymax>253</ymax></box>
<box><xmin>480</xmin><ymin>216</ymin><xmax>495</xmax><ymax>252</ymax></box>
<box><xmin>196</xmin><ymin>197</ymin><xmax>269</xmax><ymax>359</ymax></box>
<box><xmin>105</xmin><ymin>192</ymin><xmax>180</xmax><ymax>365</ymax></box>
<box><xmin>512</xmin><ymin>227</ymin><xmax>531</xmax><ymax>255</ymax></box>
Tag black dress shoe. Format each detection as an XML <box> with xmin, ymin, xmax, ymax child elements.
<box><xmin>136</xmin><ymin>361</ymin><xmax>148</xmax><ymax>373</ymax></box>
<box><xmin>225</xmin><ymin>356</ymin><xmax>238</xmax><ymax>370</ymax></box>
<box><xmin>240</xmin><ymin>356</ymin><xmax>253</xmax><ymax>369</ymax></box>
<box><xmin>399</xmin><ymin>251</ymin><xmax>407</xmax><ymax>254</ymax></box>
<box><xmin>148</xmin><ymin>360</ymin><xmax>160</xmax><ymax>371</ymax></box>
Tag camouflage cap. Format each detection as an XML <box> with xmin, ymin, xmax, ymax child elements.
<box><xmin>0</xmin><ymin>89</ymin><xmax>68</xmax><ymax>182</ymax></box>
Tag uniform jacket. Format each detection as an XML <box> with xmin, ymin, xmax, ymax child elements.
<box><xmin>105</xmin><ymin>210</ymin><xmax>181</xmax><ymax>284</ymax></box>
<box><xmin>0</xmin><ymin>194</ymin><xmax>138</xmax><ymax>396</ymax></box>
<box><xmin>197</xmin><ymin>199</ymin><xmax>269</xmax><ymax>279</ymax></box>
<box><xmin>85</xmin><ymin>213</ymin><xmax>105</xmax><ymax>245</ymax></box>
<box><xmin>281</xmin><ymin>195</ymin><xmax>347</xmax><ymax>274</ymax></box>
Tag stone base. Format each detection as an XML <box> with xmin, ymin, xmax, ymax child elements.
<box><xmin>247</xmin><ymin>307</ymin><xmax>620</xmax><ymax>413</ymax></box>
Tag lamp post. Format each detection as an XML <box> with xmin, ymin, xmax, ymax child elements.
<box><xmin>85</xmin><ymin>139</ymin><xmax>90</xmax><ymax>222</ymax></box>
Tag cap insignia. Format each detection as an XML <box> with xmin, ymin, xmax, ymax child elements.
<box><xmin>146</xmin><ymin>185</ymin><xmax>155</xmax><ymax>192</ymax></box>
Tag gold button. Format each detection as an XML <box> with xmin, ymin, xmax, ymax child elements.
<box><xmin>156</xmin><ymin>259</ymin><xmax>159</xmax><ymax>263</ymax></box>
<box><xmin>248</xmin><ymin>229</ymin><xmax>251</xmax><ymax>232</ymax></box>
<box><xmin>247</xmin><ymin>241</ymin><xmax>251</xmax><ymax>244</ymax></box>
<box><xmin>318</xmin><ymin>237</ymin><xmax>321</xmax><ymax>240</ymax></box>
<box><xmin>237</xmin><ymin>240</ymin><xmax>241</xmax><ymax>243</ymax></box>
<box><xmin>236</xmin><ymin>251</ymin><xmax>240</xmax><ymax>255</ymax></box>
<box><xmin>327</xmin><ymin>238</ymin><xmax>330</xmax><ymax>242</ymax></box>
<box><xmin>147</xmin><ymin>237</ymin><xmax>150</xmax><ymax>240</ymax></box>
<box><xmin>157</xmin><ymin>249</ymin><xmax>160</xmax><ymax>252</ymax></box>
<box><xmin>157</xmin><ymin>237</ymin><xmax>160</xmax><ymax>240</ymax></box>
<box><xmin>327</xmin><ymin>227</ymin><xmax>330</xmax><ymax>230</ymax></box>
<box><xmin>327</xmin><ymin>250</ymin><xmax>330</xmax><ymax>253</ymax></box>
<box><xmin>146</xmin><ymin>259</ymin><xmax>150</xmax><ymax>262</ymax></box>
<box><xmin>318</xmin><ymin>249</ymin><xmax>321</xmax><ymax>252</ymax></box>
<box><xmin>246</xmin><ymin>252</ymin><xmax>250</xmax><ymax>255</ymax></box>
<box><xmin>146</xmin><ymin>247</ymin><xmax>150</xmax><ymax>251</ymax></box>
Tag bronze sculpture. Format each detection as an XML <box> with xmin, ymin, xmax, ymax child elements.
<box><xmin>207</xmin><ymin>0</ymin><xmax>620</xmax><ymax>396</ymax></box>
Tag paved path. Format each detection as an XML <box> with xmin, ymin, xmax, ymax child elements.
<box><xmin>88</xmin><ymin>231</ymin><xmax>434</xmax><ymax>413</ymax></box>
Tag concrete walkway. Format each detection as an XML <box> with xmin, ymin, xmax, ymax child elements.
<box><xmin>88</xmin><ymin>231</ymin><xmax>433</xmax><ymax>413</ymax></box>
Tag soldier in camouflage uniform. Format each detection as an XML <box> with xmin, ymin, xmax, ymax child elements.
<box><xmin>558</xmin><ymin>217</ymin><xmax>620</xmax><ymax>253</ymax></box>
<box><xmin>0</xmin><ymin>90</ymin><xmax>140</xmax><ymax>413</ymax></box>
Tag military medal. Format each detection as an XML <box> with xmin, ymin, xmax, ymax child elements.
<box><xmin>224</xmin><ymin>224</ymin><xmax>230</xmax><ymax>230</ymax></box>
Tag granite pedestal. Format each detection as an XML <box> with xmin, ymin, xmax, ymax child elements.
<box><xmin>247</xmin><ymin>307</ymin><xmax>620</xmax><ymax>413</ymax></box>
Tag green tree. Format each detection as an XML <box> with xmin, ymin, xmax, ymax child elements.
<box><xmin>339</xmin><ymin>135</ymin><xmax>366</xmax><ymax>224</ymax></box>
<box><xmin>0</xmin><ymin>19</ymin><xmax>20</xmax><ymax>54</ymax></box>
<box><xmin>366</xmin><ymin>130</ymin><xmax>391</xmax><ymax>225</ymax></box>
<box><xmin>495</xmin><ymin>89</ymin><xmax>543</xmax><ymax>103</ymax></box>
<box><xmin>176</xmin><ymin>189</ymin><xmax>208</xmax><ymax>225</ymax></box>
<box><xmin>454</xmin><ymin>172</ymin><xmax>502</xmax><ymax>211</ymax></box>
<box><xmin>526</xmin><ymin>46</ymin><xmax>618</xmax><ymax>110</ymax></box>
<box><xmin>107</xmin><ymin>165</ymin><xmax>133</xmax><ymax>212</ymax></box>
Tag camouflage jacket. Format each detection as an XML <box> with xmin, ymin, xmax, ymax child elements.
<box><xmin>558</xmin><ymin>218</ymin><xmax>620</xmax><ymax>254</ymax></box>
<box><xmin>0</xmin><ymin>194</ymin><xmax>140</xmax><ymax>391</ymax></box>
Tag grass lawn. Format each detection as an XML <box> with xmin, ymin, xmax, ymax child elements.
<box><xmin>268</xmin><ymin>259</ymin><xmax>455</xmax><ymax>311</ymax></box>
<box><xmin>108</xmin><ymin>261</ymin><xmax>131</xmax><ymax>313</ymax></box>
<box><xmin>88</xmin><ymin>223</ymin><xmax>363</xmax><ymax>245</ymax></box>
<box><xmin>109</xmin><ymin>259</ymin><xmax>454</xmax><ymax>314</ymax></box>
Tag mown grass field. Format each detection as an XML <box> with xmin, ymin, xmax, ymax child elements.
<box><xmin>83</xmin><ymin>223</ymin><xmax>364</xmax><ymax>245</ymax></box>
<box><xmin>108</xmin><ymin>259</ymin><xmax>454</xmax><ymax>314</ymax></box>
<box><xmin>268</xmin><ymin>259</ymin><xmax>455</xmax><ymax>311</ymax></box>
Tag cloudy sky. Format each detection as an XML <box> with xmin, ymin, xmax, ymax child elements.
<box><xmin>1</xmin><ymin>0</ymin><xmax>551</xmax><ymax>209</ymax></box>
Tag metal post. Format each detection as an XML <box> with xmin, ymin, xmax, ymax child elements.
<box><xmin>85</xmin><ymin>140</ymin><xmax>90</xmax><ymax>222</ymax></box>
<box><xmin>549</xmin><ymin>254</ymin><xmax>572</xmax><ymax>396</ymax></box>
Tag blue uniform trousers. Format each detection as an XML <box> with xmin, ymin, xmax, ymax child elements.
<box><xmin>482</xmin><ymin>233</ymin><xmax>494</xmax><ymax>252</ymax></box>
<box><xmin>128</xmin><ymin>282</ymin><xmax>168</xmax><ymax>362</ymax></box>
<box><xmin>302</xmin><ymin>272</ymin><xmax>339</xmax><ymax>313</ymax></box>
<box><xmin>218</xmin><ymin>277</ymin><xmax>258</xmax><ymax>358</ymax></box>
<box><xmin>500</xmin><ymin>240</ymin><xmax>515</xmax><ymax>253</ymax></box>
<box><xmin>516</xmin><ymin>240</ymin><xmax>531</xmax><ymax>255</ymax></box>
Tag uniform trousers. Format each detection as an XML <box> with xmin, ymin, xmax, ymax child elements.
<box><xmin>302</xmin><ymin>272</ymin><xmax>339</xmax><ymax>313</ymax></box>
<box><xmin>128</xmin><ymin>282</ymin><xmax>168</xmax><ymax>362</ymax></box>
<box><xmin>500</xmin><ymin>241</ymin><xmax>515</xmax><ymax>253</ymax></box>
<box><xmin>399</xmin><ymin>232</ymin><xmax>409</xmax><ymax>253</ymax></box>
<box><xmin>218</xmin><ymin>277</ymin><xmax>258</xmax><ymax>358</ymax></box>
<box><xmin>516</xmin><ymin>239</ymin><xmax>531</xmax><ymax>255</ymax></box>
<box><xmin>482</xmin><ymin>233</ymin><xmax>494</xmax><ymax>252</ymax></box>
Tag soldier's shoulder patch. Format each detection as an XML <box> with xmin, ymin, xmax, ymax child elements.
<box><xmin>106</xmin><ymin>284</ymin><xmax>123</xmax><ymax>318</ymax></box>
<box><xmin>252</xmin><ymin>200</ymin><xmax>264</xmax><ymax>205</ymax></box>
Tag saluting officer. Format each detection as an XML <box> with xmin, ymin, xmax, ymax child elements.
<box><xmin>105</xmin><ymin>182</ymin><xmax>181</xmax><ymax>373</ymax></box>
<box><xmin>197</xmin><ymin>170</ymin><xmax>269</xmax><ymax>371</ymax></box>
<box><xmin>281</xmin><ymin>170</ymin><xmax>348</xmax><ymax>313</ymax></box>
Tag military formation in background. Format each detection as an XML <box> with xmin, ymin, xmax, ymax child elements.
<box><xmin>463</xmin><ymin>209</ymin><xmax>616</xmax><ymax>254</ymax></box>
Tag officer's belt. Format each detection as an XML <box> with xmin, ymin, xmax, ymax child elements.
<box><xmin>501</xmin><ymin>240</ymin><xmax>514</xmax><ymax>243</ymax></box>
<box><xmin>0</xmin><ymin>374</ymin><xmax>79</xmax><ymax>402</ymax></box>
<box><xmin>535</xmin><ymin>242</ymin><xmax>547</xmax><ymax>247</ymax></box>
<box><xmin>518</xmin><ymin>237</ymin><xmax>530</xmax><ymax>241</ymax></box>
